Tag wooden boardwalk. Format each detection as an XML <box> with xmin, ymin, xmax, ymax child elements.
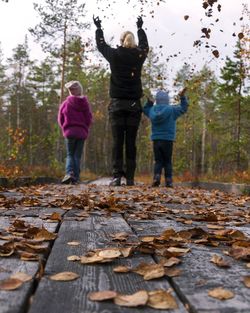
<box><xmin>0</xmin><ymin>179</ymin><xmax>249</xmax><ymax>313</ymax></box>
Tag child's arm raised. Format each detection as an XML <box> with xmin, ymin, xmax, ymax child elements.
<box><xmin>142</xmin><ymin>97</ymin><xmax>154</xmax><ymax>117</ymax></box>
<box><xmin>173</xmin><ymin>88</ymin><xmax>188</xmax><ymax>119</ymax></box>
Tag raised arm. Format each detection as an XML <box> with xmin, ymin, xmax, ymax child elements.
<box><xmin>173</xmin><ymin>88</ymin><xmax>189</xmax><ymax>119</ymax></box>
<box><xmin>93</xmin><ymin>16</ymin><xmax>115</xmax><ymax>62</ymax></box>
<box><xmin>136</xmin><ymin>16</ymin><xmax>149</xmax><ymax>56</ymax></box>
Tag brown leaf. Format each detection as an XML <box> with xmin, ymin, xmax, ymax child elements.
<box><xmin>80</xmin><ymin>254</ymin><xmax>105</xmax><ymax>264</ymax></box>
<box><xmin>148</xmin><ymin>290</ymin><xmax>178</xmax><ymax>309</ymax></box>
<box><xmin>238</xmin><ymin>32</ymin><xmax>244</xmax><ymax>40</ymax></box>
<box><xmin>212</xmin><ymin>50</ymin><xmax>220</xmax><ymax>58</ymax></box>
<box><xmin>0</xmin><ymin>243</ymin><xmax>15</xmax><ymax>257</ymax></box>
<box><xmin>0</xmin><ymin>278</ymin><xmax>23</xmax><ymax>290</ymax></box>
<box><xmin>133</xmin><ymin>262</ymin><xmax>165</xmax><ymax>280</ymax></box>
<box><xmin>208</xmin><ymin>287</ymin><xmax>234</xmax><ymax>300</ymax></box>
<box><xmin>164</xmin><ymin>268</ymin><xmax>182</xmax><ymax>277</ymax></box>
<box><xmin>98</xmin><ymin>248</ymin><xmax>121</xmax><ymax>259</ymax></box>
<box><xmin>210</xmin><ymin>254</ymin><xmax>231</xmax><ymax>268</ymax></box>
<box><xmin>184</xmin><ymin>15</ymin><xmax>189</xmax><ymax>20</ymax></box>
<box><xmin>120</xmin><ymin>247</ymin><xmax>133</xmax><ymax>257</ymax></box>
<box><xmin>49</xmin><ymin>271</ymin><xmax>79</xmax><ymax>281</ymax></box>
<box><xmin>20</xmin><ymin>252</ymin><xmax>40</xmax><ymax>261</ymax></box>
<box><xmin>67</xmin><ymin>255</ymin><xmax>81</xmax><ymax>261</ymax></box>
<box><xmin>114</xmin><ymin>290</ymin><xmax>148</xmax><ymax>307</ymax></box>
<box><xmin>34</xmin><ymin>228</ymin><xmax>57</xmax><ymax>241</ymax></box>
<box><xmin>88</xmin><ymin>290</ymin><xmax>118</xmax><ymax>301</ymax></box>
<box><xmin>113</xmin><ymin>265</ymin><xmax>131</xmax><ymax>273</ymax></box>
<box><xmin>243</xmin><ymin>276</ymin><xmax>250</xmax><ymax>288</ymax></box>
<box><xmin>160</xmin><ymin>257</ymin><xmax>181</xmax><ymax>267</ymax></box>
<box><xmin>110</xmin><ymin>232</ymin><xmax>129</xmax><ymax>241</ymax></box>
<box><xmin>10</xmin><ymin>272</ymin><xmax>32</xmax><ymax>282</ymax></box>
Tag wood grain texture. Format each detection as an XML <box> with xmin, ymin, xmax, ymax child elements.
<box><xmin>129</xmin><ymin>219</ymin><xmax>250</xmax><ymax>313</ymax></box>
<box><xmin>28</xmin><ymin>216</ymin><xmax>187</xmax><ymax>313</ymax></box>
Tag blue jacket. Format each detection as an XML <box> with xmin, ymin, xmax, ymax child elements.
<box><xmin>143</xmin><ymin>95</ymin><xmax>188</xmax><ymax>141</ymax></box>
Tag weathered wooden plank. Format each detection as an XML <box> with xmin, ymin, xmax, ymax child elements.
<box><xmin>0</xmin><ymin>258</ymin><xmax>39</xmax><ymax>313</ymax></box>
<box><xmin>129</xmin><ymin>219</ymin><xmax>250</xmax><ymax>313</ymax></box>
<box><xmin>28</xmin><ymin>216</ymin><xmax>188</xmax><ymax>313</ymax></box>
<box><xmin>1</xmin><ymin>207</ymin><xmax>65</xmax><ymax>218</ymax></box>
<box><xmin>0</xmin><ymin>214</ymin><xmax>61</xmax><ymax>313</ymax></box>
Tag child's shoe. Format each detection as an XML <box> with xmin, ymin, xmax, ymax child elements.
<box><xmin>62</xmin><ymin>172</ymin><xmax>76</xmax><ymax>184</ymax></box>
<box><xmin>61</xmin><ymin>174</ymin><xmax>72</xmax><ymax>184</ymax></box>
<box><xmin>152</xmin><ymin>174</ymin><xmax>161</xmax><ymax>187</ymax></box>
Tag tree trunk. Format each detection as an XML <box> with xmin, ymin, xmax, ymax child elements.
<box><xmin>201</xmin><ymin>108</ymin><xmax>207</xmax><ymax>175</ymax></box>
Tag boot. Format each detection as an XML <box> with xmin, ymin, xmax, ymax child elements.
<box><xmin>109</xmin><ymin>177</ymin><xmax>121</xmax><ymax>186</ymax></box>
<box><xmin>152</xmin><ymin>174</ymin><xmax>161</xmax><ymax>187</ymax></box>
<box><xmin>126</xmin><ymin>179</ymin><xmax>134</xmax><ymax>186</ymax></box>
<box><xmin>165</xmin><ymin>177</ymin><xmax>173</xmax><ymax>188</ymax></box>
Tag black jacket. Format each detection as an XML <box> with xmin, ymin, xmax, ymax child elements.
<box><xmin>95</xmin><ymin>28</ymin><xmax>149</xmax><ymax>100</ymax></box>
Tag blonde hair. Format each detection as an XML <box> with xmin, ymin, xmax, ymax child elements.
<box><xmin>120</xmin><ymin>31</ymin><xmax>136</xmax><ymax>48</ymax></box>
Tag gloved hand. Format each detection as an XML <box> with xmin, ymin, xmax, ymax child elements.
<box><xmin>136</xmin><ymin>16</ymin><xmax>143</xmax><ymax>29</ymax></box>
<box><xmin>179</xmin><ymin>87</ymin><xmax>187</xmax><ymax>97</ymax></box>
<box><xmin>93</xmin><ymin>15</ymin><xmax>102</xmax><ymax>29</ymax></box>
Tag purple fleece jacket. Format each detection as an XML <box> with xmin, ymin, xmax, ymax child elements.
<box><xmin>58</xmin><ymin>95</ymin><xmax>92</xmax><ymax>139</ymax></box>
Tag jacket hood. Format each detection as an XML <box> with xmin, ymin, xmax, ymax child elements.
<box><xmin>149</xmin><ymin>105</ymin><xmax>171</xmax><ymax>123</ymax></box>
<box><xmin>66</xmin><ymin>95</ymin><xmax>89</xmax><ymax>112</ymax></box>
<box><xmin>156</xmin><ymin>90</ymin><xmax>170</xmax><ymax>105</ymax></box>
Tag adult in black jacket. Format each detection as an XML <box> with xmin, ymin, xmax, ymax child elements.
<box><xmin>93</xmin><ymin>16</ymin><xmax>149</xmax><ymax>186</ymax></box>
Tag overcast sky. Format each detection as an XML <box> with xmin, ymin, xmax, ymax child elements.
<box><xmin>0</xmin><ymin>0</ymin><xmax>248</xmax><ymax>85</ymax></box>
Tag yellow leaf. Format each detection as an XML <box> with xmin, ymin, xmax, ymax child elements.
<box><xmin>243</xmin><ymin>276</ymin><xmax>250</xmax><ymax>288</ymax></box>
<box><xmin>67</xmin><ymin>241</ymin><xmax>80</xmax><ymax>246</ymax></box>
<box><xmin>67</xmin><ymin>255</ymin><xmax>81</xmax><ymax>261</ymax></box>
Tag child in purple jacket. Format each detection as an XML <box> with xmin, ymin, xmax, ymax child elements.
<box><xmin>58</xmin><ymin>81</ymin><xmax>92</xmax><ymax>184</ymax></box>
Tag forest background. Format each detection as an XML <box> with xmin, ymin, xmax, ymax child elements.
<box><xmin>0</xmin><ymin>0</ymin><xmax>249</xmax><ymax>183</ymax></box>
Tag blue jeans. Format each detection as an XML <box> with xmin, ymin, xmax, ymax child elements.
<box><xmin>65</xmin><ymin>138</ymin><xmax>84</xmax><ymax>180</ymax></box>
<box><xmin>153</xmin><ymin>140</ymin><xmax>173</xmax><ymax>180</ymax></box>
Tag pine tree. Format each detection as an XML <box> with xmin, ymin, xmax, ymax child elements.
<box><xmin>29</xmin><ymin>0</ymin><xmax>89</xmax><ymax>103</ymax></box>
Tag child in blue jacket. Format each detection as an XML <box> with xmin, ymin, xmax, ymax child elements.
<box><xmin>143</xmin><ymin>88</ymin><xmax>188</xmax><ymax>187</ymax></box>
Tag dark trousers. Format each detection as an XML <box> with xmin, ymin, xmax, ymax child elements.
<box><xmin>109</xmin><ymin>99</ymin><xmax>141</xmax><ymax>180</ymax></box>
<box><xmin>153</xmin><ymin>140</ymin><xmax>173</xmax><ymax>180</ymax></box>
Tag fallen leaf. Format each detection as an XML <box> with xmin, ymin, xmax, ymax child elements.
<box><xmin>111</xmin><ymin>232</ymin><xmax>129</xmax><ymax>241</ymax></box>
<box><xmin>49</xmin><ymin>271</ymin><xmax>79</xmax><ymax>281</ymax></box>
<box><xmin>208</xmin><ymin>287</ymin><xmax>234</xmax><ymax>300</ymax></box>
<box><xmin>114</xmin><ymin>290</ymin><xmax>148</xmax><ymax>307</ymax></box>
<box><xmin>148</xmin><ymin>290</ymin><xmax>178</xmax><ymax>309</ymax></box>
<box><xmin>88</xmin><ymin>290</ymin><xmax>118</xmax><ymax>301</ymax></box>
<box><xmin>210</xmin><ymin>254</ymin><xmax>231</xmax><ymax>268</ymax></box>
<box><xmin>160</xmin><ymin>257</ymin><xmax>181</xmax><ymax>267</ymax></box>
<box><xmin>80</xmin><ymin>255</ymin><xmax>105</xmax><ymax>264</ymax></box>
<box><xmin>113</xmin><ymin>265</ymin><xmax>131</xmax><ymax>273</ymax></box>
<box><xmin>0</xmin><ymin>278</ymin><xmax>23</xmax><ymax>290</ymax></box>
<box><xmin>67</xmin><ymin>255</ymin><xmax>81</xmax><ymax>261</ymax></box>
<box><xmin>98</xmin><ymin>248</ymin><xmax>121</xmax><ymax>259</ymax></box>
<box><xmin>184</xmin><ymin>15</ymin><xmax>189</xmax><ymax>20</ymax></box>
<box><xmin>120</xmin><ymin>247</ymin><xmax>133</xmax><ymax>257</ymax></box>
<box><xmin>67</xmin><ymin>241</ymin><xmax>80</xmax><ymax>246</ymax></box>
<box><xmin>34</xmin><ymin>228</ymin><xmax>57</xmax><ymax>241</ymax></box>
<box><xmin>10</xmin><ymin>272</ymin><xmax>32</xmax><ymax>282</ymax></box>
<box><xmin>20</xmin><ymin>252</ymin><xmax>40</xmax><ymax>261</ymax></box>
<box><xmin>246</xmin><ymin>263</ymin><xmax>250</xmax><ymax>269</ymax></box>
<box><xmin>133</xmin><ymin>263</ymin><xmax>165</xmax><ymax>280</ymax></box>
<box><xmin>243</xmin><ymin>276</ymin><xmax>250</xmax><ymax>288</ymax></box>
<box><xmin>164</xmin><ymin>268</ymin><xmax>182</xmax><ymax>277</ymax></box>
